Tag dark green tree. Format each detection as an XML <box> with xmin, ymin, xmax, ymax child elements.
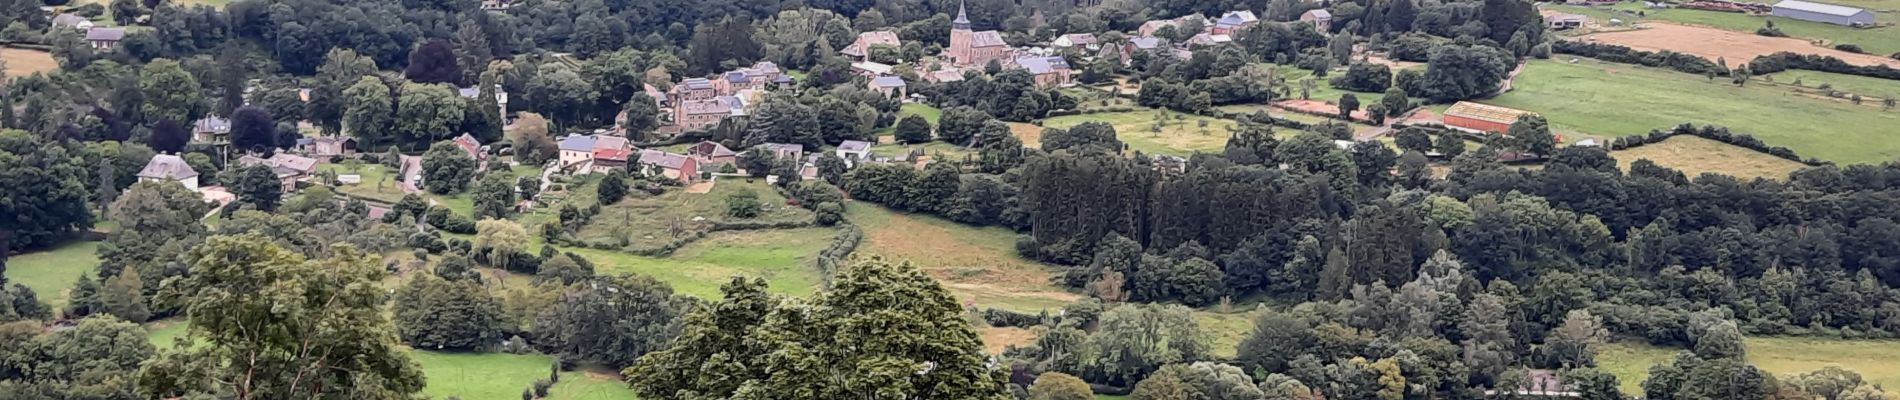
<box><xmin>230</xmin><ymin>164</ymin><xmax>284</xmax><ymax>212</ymax></box>
<box><xmin>597</xmin><ymin>168</ymin><xmax>629</xmax><ymax>205</ymax></box>
<box><xmin>0</xmin><ymin>130</ymin><xmax>93</xmax><ymax>250</ymax></box>
<box><xmin>531</xmin><ymin>273</ymin><xmax>686</xmax><ymax>368</ymax></box>
<box><xmin>894</xmin><ymin>114</ymin><xmax>933</xmax><ymax>144</ymax></box>
<box><xmin>393</xmin><ymin>273</ymin><xmax>504</xmax><ymax>350</ymax></box>
<box><xmin>421</xmin><ymin>141</ymin><xmax>478</xmax><ymax>194</ymax></box>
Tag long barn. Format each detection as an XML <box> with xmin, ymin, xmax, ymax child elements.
<box><xmin>1443</xmin><ymin>102</ymin><xmax>1534</xmax><ymax>133</ymax></box>
<box><xmin>1771</xmin><ymin>0</ymin><xmax>1876</xmax><ymax>26</ymax></box>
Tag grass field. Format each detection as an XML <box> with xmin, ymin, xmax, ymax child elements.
<box><xmin>1</xmin><ymin>47</ymin><xmax>59</xmax><ymax>79</ymax></box>
<box><xmin>573</xmin><ymin>179</ymin><xmax>811</xmax><ymax>252</ymax></box>
<box><xmin>1611</xmin><ymin>135</ymin><xmax>1810</xmax><ymax>180</ymax></box>
<box><xmin>867</xmin><ymin>139</ymin><xmax>977</xmax><ymax>161</ymax></box>
<box><xmin>847</xmin><ymin>204</ymin><xmax>1078</xmax><ymax>312</ymax></box>
<box><xmin>320</xmin><ymin>164</ymin><xmax>406</xmax><ymax>203</ymax></box>
<box><xmin>570</xmin><ymin>227</ymin><xmax>837</xmax><ymax>299</ymax></box>
<box><xmin>1487</xmin><ymin>58</ymin><xmax>1900</xmax><ymax>165</ymax></box>
<box><xmin>1196</xmin><ymin>309</ymin><xmax>1261</xmax><ymax>359</ymax></box>
<box><xmin>1042</xmin><ymin>110</ymin><xmax>1238</xmax><ymax>156</ymax></box>
<box><xmin>7</xmin><ymin>240</ymin><xmax>99</xmax><ymax>311</ymax></box>
<box><xmin>1599</xmin><ymin>337</ymin><xmax>1900</xmax><ymax>395</ymax></box>
<box><xmin>1768</xmin><ymin>69</ymin><xmax>1900</xmax><ymax>100</ymax></box>
<box><xmin>1603</xmin><ymin>3</ymin><xmax>1900</xmax><ymax>55</ymax></box>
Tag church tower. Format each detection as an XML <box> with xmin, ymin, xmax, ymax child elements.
<box><xmin>949</xmin><ymin>0</ymin><xmax>974</xmax><ymax>65</ymax></box>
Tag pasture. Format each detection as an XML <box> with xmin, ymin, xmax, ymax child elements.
<box><xmin>7</xmin><ymin>240</ymin><xmax>99</xmax><ymax>311</ymax></box>
<box><xmin>1042</xmin><ymin>110</ymin><xmax>1239</xmax><ymax>156</ymax></box>
<box><xmin>1600</xmin><ymin>3</ymin><xmax>1900</xmax><ymax>56</ymax></box>
<box><xmin>570</xmin><ymin>227</ymin><xmax>837</xmax><ymax>299</ymax></box>
<box><xmin>847</xmin><ymin>204</ymin><xmax>1077</xmax><ymax>312</ymax></box>
<box><xmin>1</xmin><ymin>47</ymin><xmax>60</xmax><ymax>79</ymax></box>
<box><xmin>1611</xmin><ymin>135</ymin><xmax>1810</xmax><ymax>180</ymax></box>
<box><xmin>1598</xmin><ymin>337</ymin><xmax>1900</xmax><ymax>395</ymax></box>
<box><xmin>1768</xmin><ymin>69</ymin><xmax>1900</xmax><ymax>100</ymax></box>
<box><xmin>1578</xmin><ymin>21</ymin><xmax>1900</xmax><ymax>67</ymax></box>
<box><xmin>573</xmin><ymin>179</ymin><xmax>812</xmax><ymax>252</ymax></box>
<box><xmin>1485</xmin><ymin>58</ymin><xmax>1900</xmax><ymax>164</ymax></box>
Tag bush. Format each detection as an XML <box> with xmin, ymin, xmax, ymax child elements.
<box><xmin>1552</xmin><ymin>41</ymin><xmax>1726</xmax><ymax>76</ymax></box>
<box><xmin>1834</xmin><ymin>43</ymin><xmax>1864</xmax><ymax>53</ymax></box>
<box><xmin>982</xmin><ymin>308</ymin><xmax>1045</xmax><ymax>328</ymax></box>
<box><xmin>725</xmin><ymin>189</ymin><xmax>762</xmax><ymax>218</ymax></box>
<box><xmin>1748</xmin><ymin>52</ymin><xmax>1900</xmax><ymax>80</ymax></box>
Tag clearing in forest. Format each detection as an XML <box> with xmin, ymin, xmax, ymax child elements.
<box><xmin>1611</xmin><ymin>135</ymin><xmax>1810</xmax><ymax>180</ymax></box>
<box><xmin>6</xmin><ymin>240</ymin><xmax>100</xmax><ymax>311</ymax></box>
<box><xmin>846</xmin><ymin>204</ymin><xmax>1077</xmax><ymax>312</ymax></box>
<box><xmin>1042</xmin><ymin>110</ymin><xmax>1238</xmax><ymax>156</ymax></box>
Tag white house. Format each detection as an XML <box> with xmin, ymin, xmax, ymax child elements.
<box><xmin>138</xmin><ymin>154</ymin><xmax>199</xmax><ymax>191</ymax></box>
<box><xmin>837</xmin><ymin>140</ymin><xmax>874</xmax><ymax>163</ymax></box>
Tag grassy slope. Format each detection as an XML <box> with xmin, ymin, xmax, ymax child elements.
<box><xmin>1487</xmin><ymin>58</ymin><xmax>1900</xmax><ymax>164</ymax></box>
<box><xmin>7</xmin><ymin>241</ymin><xmax>100</xmax><ymax>311</ymax></box>
<box><xmin>846</xmin><ymin>203</ymin><xmax>1078</xmax><ymax>312</ymax></box>
<box><xmin>569</xmin><ymin>227</ymin><xmax>835</xmax><ymax>299</ymax></box>
<box><xmin>1611</xmin><ymin>135</ymin><xmax>1809</xmax><ymax>180</ymax></box>
<box><xmin>574</xmin><ymin>179</ymin><xmax>811</xmax><ymax>251</ymax></box>
<box><xmin>1599</xmin><ymin>337</ymin><xmax>1900</xmax><ymax>395</ymax></box>
<box><xmin>1768</xmin><ymin>69</ymin><xmax>1900</xmax><ymax>99</ymax></box>
<box><xmin>1042</xmin><ymin>110</ymin><xmax>1238</xmax><ymax>156</ymax></box>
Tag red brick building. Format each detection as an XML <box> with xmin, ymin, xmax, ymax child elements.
<box><xmin>947</xmin><ymin>0</ymin><xmax>1011</xmax><ymax>67</ymax></box>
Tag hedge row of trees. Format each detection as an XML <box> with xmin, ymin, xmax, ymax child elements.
<box><xmin>1605</xmin><ymin>123</ymin><xmax>1821</xmax><ymax>165</ymax></box>
<box><xmin>1748</xmin><ymin>51</ymin><xmax>1900</xmax><ymax>80</ymax></box>
<box><xmin>1552</xmin><ymin>40</ymin><xmax>1728</xmax><ymax>77</ymax></box>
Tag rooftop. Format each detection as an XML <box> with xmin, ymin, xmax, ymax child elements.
<box><xmin>838</xmin><ymin>140</ymin><xmax>874</xmax><ymax>153</ymax></box>
<box><xmin>970</xmin><ymin>30</ymin><xmax>1008</xmax><ymax>48</ymax></box>
<box><xmin>1445</xmin><ymin>101</ymin><xmax>1535</xmax><ymax>124</ymax></box>
<box><xmin>86</xmin><ymin>27</ymin><xmax>126</xmax><ymax>41</ymax></box>
<box><xmin>139</xmin><ymin>154</ymin><xmax>198</xmax><ymax>180</ymax></box>
<box><xmin>638</xmin><ymin>149</ymin><xmax>695</xmax><ymax>169</ymax></box>
<box><xmin>1773</xmin><ymin>0</ymin><xmax>1867</xmax><ymax>16</ymax></box>
<box><xmin>871</xmin><ymin>75</ymin><xmax>907</xmax><ymax>88</ymax></box>
<box><xmin>1015</xmin><ymin>56</ymin><xmax>1071</xmax><ymax>74</ymax></box>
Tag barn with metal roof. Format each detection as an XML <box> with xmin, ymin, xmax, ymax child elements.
<box><xmin>1771</xmin><ymin>0</ymin><xmax>1875</xmax><ymax>26</ymax></box>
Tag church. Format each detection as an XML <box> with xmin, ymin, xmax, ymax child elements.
<box><xmin>945</xmin><ymin>0</ymin><xmax>1011</xmax><ymax>67</ymax></box>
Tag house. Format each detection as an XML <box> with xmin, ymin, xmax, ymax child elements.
<box><xmin>643</xmin><ymin>83</ymin><xmax>668</xmax><ymax>107</ymax></box>
<box><xmin>556</xmin><ymin>134</ymin><xmax>631</xmax><ymax>173</ymax></box>
<box><xmin>237</xmin><ymin>153</ymin><xmax>319</xmax><ymax>192</ymax></box>
<box><xmin>689</xmin><ymin>141</ymin><xmax>739</xmax><ymax>165</ymax></box>
<box><xmin>50</xmin><ymin>13</ymin><xmax>93</xmax><ymax>31</ymax></box>
<box><xmin>306</xmin><ymin>136</ymin><xmax>357</xmax><ymax>157</ymax></box>
<box><xmin>851</xmin><ymin>61</ymin><xmax>895</xmax><ymax>77</ymax></box>
<box><xmin>1138</xmin><ymin>15</ymin><xmax>1203</xmax><ymax>36</ymax></box>
<box><xmin>869</xmin><ymin>75</ymin><xmax>908</xmax><ymax>98</ymax></box>
<box><xmin>455</xmin><ymin>85</ymin><xmax>508</xmax><ymax>115</ymax></box>
<box><xmin>837</xmin><ymin>140</ymin><xmax>874</xmax><ymax>162</ymax></box>
<box><xmin>1127</xmin><ymin>36</ymin><xmax>1168</xmax><ymax>52</ymax></box>
<box><xmin>1771</xmin><ymin>0</ymin><xmax>1875</xmax><ymax>25</ymax></box>
<box><xmin>671</xmin><ymin>78</ymin><xmax>719</xmax><ymax>102</ymax></box>
<box><xmin>453</xmin><ymin>133</ymin><xmax>488</xmax><ymax>161</ymax></box>
<box><xmin>763</xmin><ymin>143</ymin><xmax>804</xmax><ymax>161</ymax></box>
<box><xmin>1300</xmin><ymin>9</ymin><xmax>1333</xmax><ymax>33</ymax></box>
<box><xmin>86</xmin><ymin>27</ymin><xmax>126</xmax><ymax>50</ymax></box>
<box><xmin>947</xmin><ymin>0</ymin><xmax>1012</xmax><ymax>67</ymax></box>
<box><xmin>842</xmin><ymin>31</ymin><xmax>902</xmax><ymax>61</ymax></box>
<box><xmin>926</xmin><ymin>69</ymin><xmax>969</xmax><ymax>83</ymax></box>
<box><xmin>637</xmin><ymin>149</ymin><xmax>701</xmax><ymax>182</ymax></box>
<box><xmin>1211</xmin><ymin>10</ymin><xmax>1259</xmax><ymax>35</ymax></box>
<box><xmin>480</xmin><ymin>0</ymin><xmax>513</xmax><ymax>10</ymax></box>
<box><xmin>138</xmin><ymin>154</ymin><xmax>200</xmax><ymax>191</ymax></box>
<box><xmin>672</xmin><ymin>96</ymin><xmax>744</xmax><ymax>132</ymax></box>
<box><xmin>1443</xmin><ymin>101</ymin><xmax>1534</xmax><ymax>133</ymax></box>
<box><xmin>557</xmin><ymin>134</ymin><xmax>600</xmax><ymax>168</ymax></box>
<box><xmin>1014</xmin><ymin>56</ymin><xmax>1073</xmax><ymax>88</ymax></box>
<box><xmin>192</xmin><ymin>116</ymin><xmax>230</xmax><ymax>143</ymax></box>
<box><xmin>1186</xmin><ymin>33</ymin><xmax>1234</xmax><ymax>47</ymax></box>
<box><xmin>592</xmin><ymin>147</ymin><xmax>632</xmax><ymax>173</ymax></box>
<box><xmin>1052</xmin><ymin>33</ymin><xmax>1100</xmax><ymax>50</ymax></box>
<box><xmin>1543</xmin><ymin>12</ymin><xmax>1588</xmax><ymax>30</ymax></box>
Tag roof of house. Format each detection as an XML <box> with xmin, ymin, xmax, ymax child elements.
<box><xmin>680</xmin><ymin>78</ymin><xmax>715</xmax><ymax>91</ymax></box>
<box><xmin>1057</xmin><ymin>33</ymin><xmax>1098</xmax><ymax>45</ymax></box>
<box><xmin>928</xmin><ymin>69</ymin><xmax>968</xmax><ymax>82</ymax></box>
<box><xmin>680</xmin><ymin>98</ymin><xmax>733</xmax><ymax>115</ymax></box>
<box><xmin>871</xmin><ymin>75</ymin><xmax>907</xmax><ymax>88</ymax></box>
<box><xmin>1188</xmin><ymin>33</ymin><xmax>1233</xmax><ymax>45</ymax></box>
<box><xmin>844</xmin><ymin>31</ymin><xmax>902</xmax><ymax>56</ymax></box>
<box><xmin>970</xmin><ymin>30</ymin><xmax>1009</xmax><ymax>47</ymax></box>
<box><xmin>1015</xmin><ymin>56</ymin><xmax>1071</xmax><ymax>74</ymax></box>
<box><xmin>1216</xmin><ymin>10</ymin><xmax>1259</xmax><ymax>27</ymax></box>
<box><xmin>1302</xmin><ymin>9</ymin><xmax>1333</xmax><ymax>19</ymax></box>
<box><xmin>86</xmin><ymin>27</ymin><xmax>126</xmax><ymax>41</ymax></box>
<box><xmin>1129</xmin><ymin>36</ymin><xmax>1166</xmax><ymax>49</ymax></box>
<box><xmin>453</xmin><ymin>133</ymin><xmax>484</xmax><ymax>158</ymax></box>
<box><xmin>838</xmin><ymin>140</ymin><xmax>874</xmax><ymax>153</ymax></box>
<box><xmin>725</xmin><ymin>71</ymin><xmax>752</xmax><ymax>84</ymax></box>
<box><xmin>594</xmin><ymin>148</ymin><xmax>632</xmax><ymax>161</ymax></box>
<box><xmin>716</xmin><ymin>96</ymin><xmax>748</xmax><ymax>116</ymax></box>
<box><xmin>138</xmin><ymin>154</ymin><xmax>198</xmax><ymax>180</ymax></box>
<box><xmin>853</xmin><ymin>61</ymin><xmax>895</xmax><ymax>75</ymax></box>
<box><xmin>1444</xmin><ymin>101</ymin><xmax>1534</xmax><ymax>124</ymax></box>
<box><xmin>194</xmin><ymin>116</ymin><xmax>230</xmax><ymax>133</ymax></box>
<box><xmin>751</xmin><ymin>61</ymin><xmax>781</xmax><ymax>75</ymax></box>
<box><xmin>765</xmin><ymin>143</ymin><xmax>803</xmax><ymax>154</ymax></box>
<box><xmin>638</xmin><ymin>149</ymin><xmax>696</xmax><ymax>169</ymax></box>
<box><xmin>268</xmin><ymin>153</ymin><xmax>319</xmax><ymax>173</ymax></box>
<box><xmin>1773</xmin><ymin>0</ymin><xmax>1867</xmax><ymax>16</ymax></box>
<box><xmin>51</xmin><ymin>13</ymin><xmax>88</xmax><ymax>27</ymax></box>
<box><xmin>693</xmin><ymin>141</ymin><xmax>738</xmax><ymax>158</ymax></box>
<box><xmin>558</xmin><ymin>134</ymin><xmax>598</xmax><ymax>152</ymax></box>
<box><xmin>594</xmin><ymin>135</ymin><xmax>628</xmax><ymax>151</ymax></box>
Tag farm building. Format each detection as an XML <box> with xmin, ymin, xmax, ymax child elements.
<box><xmin>1443</xmin><ymin>102</ymin><xmax>1534</xmax><ymax>133</ymax></box>
<box><xmin>1771</xmin><ymin>0</ymin><xmax>1875</xmax><ymax>26</ymax></box>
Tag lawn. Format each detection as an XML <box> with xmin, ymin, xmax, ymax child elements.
<box><xmin>1598</xmin><ymin>337</ymin><xmax>1900</xmax><ymax>395</ymax></box>
<box><xmin>1</xmin><ymin>47</ymin><xmax>59</xmax><ymax>79</ymax></box>
<box><xmin>411</xmin><ymin>351</ymin><xmax>639</xmax><ymax>400</ymax></box>
<box><xmin>1768</xmin><ymin>69</ymin><xmax>1900</xmax><ymax>99</ymax></box>
<box><xmin>867</xmin><ymin>139</ymin><xmax>977</xmax><ymax>161</ymax></box>
<box><xmin>1604</xmin><ymin>3</ymin><xmax>1900</xmax><ymax>55</ymax></box>
<box><xmin>1486</xmin><ymin>58</ymin><xmax>1900</xmax><ymax>165</ymax></box>
<box><xmin>573</xmin><ymin>179</ymin><xmax>812</xmax><ymax>252</ymax></box>
<box><xmin>7</xmin><ymin>240</ymin><xmax>99</xmax><ymax>311</ymax></box>
<box><xmin>1042</xmin><ymin>110</ymin><xmax>1238</xmax><ymax>156</ymax></box>
<box><xmin>1611</xmin><ymin>135</ymin><xmax>1810</xmax><ymax>180</ymax></box>
<box><xmin>569</xmin><ymin>227</ymin><xmax>837</xmax><ymax>299</ymax></box>
<box><xmin>900</xmin><ymin>102</ymin><xmax>943</xmax><ymax>123</ymax></box>
<box><xmin>1196</xmin><ymin>309</ymin><xmax>1262</xmax><ymax>359</ymax></box>
<box><xmin>320</xmin><ymin>163</ymin><xmax>406</xmax><ymax>204</ymax></box>
<box><xmin>846</xmin><ymin>204</ymin><xmax>1078</xmax><ymax>312</ymax></box>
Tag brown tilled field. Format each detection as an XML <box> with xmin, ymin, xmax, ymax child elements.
<box><xmin>1</xmin><ymin>48</ymin><xmax>59</xmax><ymax>78</ymax></box>
<box><xmin>1580</xmin><ymin>22</ymin><xmax>1900</xmax><ymax>67</ymax></box>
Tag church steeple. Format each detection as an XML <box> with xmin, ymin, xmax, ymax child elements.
<box><xmin>952</xmin><ymin>0</ymin><xmax>971</xmax><ymax>30</ymax></box>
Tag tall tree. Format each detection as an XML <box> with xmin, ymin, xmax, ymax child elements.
<box><xmin>625</xmin><ymin>277</ymin><xmax>775</xmax><ymax>398</ymax></box>
<box><xmin>392</xmin><ymin>273</ymin><xmax>504</xmax><ymax>350</ymax></box>
<box><xmin>138</xmin><ymin>59</ymin><xmax>204</xmax><ymax>124</ymax></box>
<box><xmin>404</xmin><ymin>39</ymin><xmax>462</xmax><ymax>85</ymax></box>
<box><xmin>310</xmin><ymin>49</ymin><xmax>379</xmax><ymax>134</ymax></box>
<box><xmin>149</xmin><ymin>119</ymin><xmax>190</xmax><ymax>153</ymax></box>
<box><xmin>532</xmin><ymin>273</ymin><xmax>686</xmax><ymax>368</ymax></box>
<box><xmin>894</xmin><ymin>114</ymin><xmax>933</xmax><ymax>144</ymax></box>
<box><xmin>0</xmin><ymin>130</ymin><xmax>92</xmax><ymax>250</ymax></box>
<box><xmin>229</xmin><ymin>164</ymin><xmax>283</xmax><ymax>211</ymax></box>
<box><xmin>342</xmin><ymin>76</ymin><xmax>395</xmax><ymax>145</ymax></box>
<box><xmin>228</xmin><ymin>106</ymin><xmax>277</xmax><ymax>151</ymax></box>
<box><xmin>395</xmin><ymin>83</ymin><xmax>466</xmax><ymax>144</ymax></box>
<box><xmin>138</xmin><ymin>235</ymin><xmax>425</xmax><ymax>399</ymax></box>
<box><xmin>421</xmin><ymin>141</ymin><xmax>477</xmax><ymax>194</ymax></box>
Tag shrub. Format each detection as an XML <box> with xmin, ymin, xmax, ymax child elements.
<box><xmin>1834</xmin><ymin>43</ymin><xmax>1864</xmax><ymax>53</ymax></box>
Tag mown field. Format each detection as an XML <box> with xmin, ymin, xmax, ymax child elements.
<box><xmin>1611</xmin><ymin>135</ymin><xmax>1810</xmax><ymax>180</ymax></box>
<box><xmin>1768</xmin><ymin>69</ymin><xmax>1900</xmax><ymax>99</ymax></box>
<box><xmin>1042</xmin><ymin>110</ymin><xmax>1239</xmax><ymax>156</ymax></box>
<box><xmin>573</xmin><ymin>179</ymin><xmax>811</xmax><ymax>252</ymax></box>
<box><xmin>1598</xmin><ymin>337</ymin><xmax>1900</xmax><ymax>394</ymax></box>
<box><xmin>846</xmin><ymin>204</ymin><xmax>1078</xmax><ymax>312</ymax></box>
<box><xmin>2</xmin><ymin>47</ymin><xmax>60</xmax><ymax>79</ymax></box>
<box><xmin>569</xmin><ymin>227</ymin><xmax>837</xmax><ymax>299</ymax></box>
<box><xmin>7</xmin><ymin>240</ymin><xmax>99</xmax><ymax>311</ymax></box>
<box><xmin>1603</xmin><ymin>3</ymin><xmax>1900</xmax><ymax>55</ymax></box>
<box><xmin>1486</xmin><ymin>58</ymin><xmax>1900</xmax><ymax>165</ymax></box>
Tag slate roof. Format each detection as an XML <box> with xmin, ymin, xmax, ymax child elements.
<box><xmin>86</xmin><ymin>27</ymin><xmax>126</xmax><ymax>42</ymax></box>
<box><xmin>679</xmin><ymin>98</ymin><xmax>732</xmax><ymax>115</ymax></box>
<box><xmin>838</xmin><ymin>140</ymin><xmax>874</xmax><ymax>153</ymax></box>
<box><xmin>138</xmin><ymin>154</ymin><xmax>198</xmax><ymax>180</ymax></box>
<box><xmin>680</xmin><ymin>78</ymin><xmax>715</xmax><ymax>91</ymax></box>
<box><xmin>268</xmin><ymin>153</ymin><xmax>319</xmax><ymax>173</ymax></box>
<box><xmin>1015</xmin><ymin>56</ymin><xmax>1070</xmax><ymax>74</ymax></box>
<box><xmin>871</xmin><ymin>75</ymin><xmax>907</xmax><ymax>88</ymax></box>
<box><xmin>970</xmin><ymin>31</ymin><xmax>1008</xmax><ymax>47</ymax></box>
<box><xmin>638</xmin><ymin>149</ymin><xmax>694</xmax><ymax>169</ymax></box>
<box><xmin>1129</xmin><ymin>36</ymin><xmax>1166</xmax><ymax>49</ymax></box>
<box><xmin>1773</xmin><ymin>0</ymin><xmax>1868</xmax><ymax>16</ymax></box>
<box><xmin>50</xmin><ymin>13</ymin><xmax>88</xmax><ymax>28</ymax></box>
<box><xmin>1216</xmin><ymin>10</ymin><xmax>1259</xmax><ymax>27</ymax></box>
<box><xmin>194</xmin><ymin>116</ymin><xmax>230</xmax><ymax>133</ymax></box>
<box><xmin>725</xmin><ymin>71</ymin><xmax>752</xmax><ymax>83</ymax></box>
<box><xmin>558</xmin><ymin>134</ymin><xmax>598</xmax><ymax>152</ymax></box>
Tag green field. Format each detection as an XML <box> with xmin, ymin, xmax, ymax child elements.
<box><xmin>847</xmin><ymin>204</ymin><xmax>1077</xmax><ymax>312</ymax></box>
<box><xmin>900</xmin><ymin>102</ymin><xmax>943</xmax><ymax>123</ymax></box>
<box><xmin>321</xmin><ymin>163</ymin><xmax>407</xmax><ymax>204</ymax></box>
<box><xmin>1768</xmin><ymin>69</ymin><xmax>1900</xmax><ymax>100</ymax></box>
<box><xmin>1195</xmin><ymin>309</ymin><xmax>1261</xmax><ymax>359</ymax></box>
<box><xmin>7</xmin><ymin>240</ymin><xmax>99</xmax><ymax>311</ymax></box>
<box><xmin>1598</xmin><ymin>337</ymin><xmax>1900</xmax><ymax>395</ymax></box>
<box><xmin>573</xmin><ymin>179</ymin><xmax>812</xmax><ymax>251</ymax></box>
<box><xmin>1601</xmin><ymin>3</ymin><xmax>1900</xmax><ymax>55</ymax></box>
<box><xmin>1043</xmin><ymin>110</ymin><xmax>1239</xmax><ymax>156</ymax></box>
<box><xmin>1611</xmin><ymin>135</ymin><xmax>1810</xmax><ymax>180</ymax></box>
<box><xmin>1487</xmin><ymin>58</ymin><xmax>1900</xmax><ymax>164</ymax></box>
<box><xmin>569</xmin><ymin>227</ymin><xmax>837</xmax><ymax>299</ymax></box>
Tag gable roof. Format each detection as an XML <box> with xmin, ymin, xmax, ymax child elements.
<box><xmin>970</xmin><ymin>30</ymin><xmax>1009</xmax><ymax>47</ymax></box>
<box><xmin>680</xmin><ymin>98</ymin><xmax>732</xmax><ymax>115</ymax></box>
<box><xmin>51</xmin><ymin>13</ymin><xmax>89</xmax><ymax>27</ymax></box>
<box><xmin>138</xmin><ymin>154</ymin><xmax>198</xmax><ymax>180</ymax></box>
<box><xmin>1129</xmin><ymin>36</ymin><xmax>1166</xmax><ymax>49</ymax></box>
<box><xmin>1015</xmin><ymin>56</ymin><xmax>1070</xmax><ymax>74</ymax></box>
<box><xmin>558</xmin><ymin>134</ymin><xmax>598</xmax><ymax>152</ymax></box>
<box><xmin>1773</xmin><ymin>0</ymin><xmax>1867</xmax><ymax>16</ymax></box>
<box><xmin>268</xmin><ymin>153</ymin><xmax>319</xmax><ymax>173</ymax></box>
<box><xmin>1057</xmin><ymin>33</ymin><xmax>1098</xmax><ymax>45</ymax></box>
<box><xmin>871</xmin><ymin>75</ymin><xmax>907</xmax><ymax>88</ymax></box>
<box><xmin>843</xmin><ymin>31</ymin><xmax>902</xmax><ymax>56</ymax></box>
<box><xmin>194</xmin><ymin>116</ymin><xmax>230</xmax><ymax>133</ymax></box>
<box><xmin>638</xmin><ymin>149</ymin><xmax>696</xmax><ymax>169</ymax></box>
<box><xmin>838</xmin><ymin>140</ymin><xmax>874</xmax><ymax>153</ymax></box>
<box><xmin>86</xmin><ymin>27</ymin><xmax>126</xmax><ymax>41</ymax></box>
<box><xmin>680</xmin><ymin>78</ymin><xmax>715</xmax><ymax>91</ymax></box>
<box><xmin>1216</xmin><ymin>10</ymin><xmax>1259</xmax><ymax>27</ymax></box>
<box><xmin>1302</xmin><ymin>9</ymin><xmax>1332</xmax><ymax>19</ymax></box>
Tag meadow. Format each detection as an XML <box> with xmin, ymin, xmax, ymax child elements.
<box><xmin>1768</xmin><ymin>69</ymin><xmax>1900</xmax><ymax>100</ymax></box>
<box><xmin>7</xmin><ymin>240</ymin><xmax>99</xmax><ymax>311</ymax></box>
<box><xmin>1042</xmin><ymin>110</ymin><xmax>1239</xmax><ymax>156</ymax></box>
<box><xmin>1610</xmin><ymin>135</ymin><xmax>1810</xmax><ymax>180</ymax></box>
<box><xmin>1485</xmin><ymin>58</ymin><xmax>1900</xmax><ymax>164</ymax></box>
<box><xmin>572</xmin><ymin>179</ymin><xmax>812</xmax><ymax>252</ymax></box>
<box><xmin>1603</xmin><ymin>3</ymin><xmax>1900</xmax><ymax>55</ymax></box>
<box><xmin>1</xmin><ymin>47</ymin><xmax>60</xmax><ymax>79</ymax></box>
<box><xmin>568</xmin><ymin>227</ymin><xmax>838</xmax><ymax>299</ymax></box>
<box><xmin>1598</xmin><ymin>337</ymin><xmax>1900</xmax><ymax>395</ymax></box>
<box><xmin>846</xmin><ymin>204</ymin><xmax>1078</xmax><ymax>312</ymax></box>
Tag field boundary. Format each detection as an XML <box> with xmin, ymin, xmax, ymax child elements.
<box><xmin>1605</xmin><ymin>123</ymin><xmax>1826</xmax><ymax>166</ymax></box>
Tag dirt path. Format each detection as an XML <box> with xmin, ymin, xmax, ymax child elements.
<box><xmin>1580</xmin><ymin>22</ymin><xmax>1900</xmax><ymax>67</ymax></box>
